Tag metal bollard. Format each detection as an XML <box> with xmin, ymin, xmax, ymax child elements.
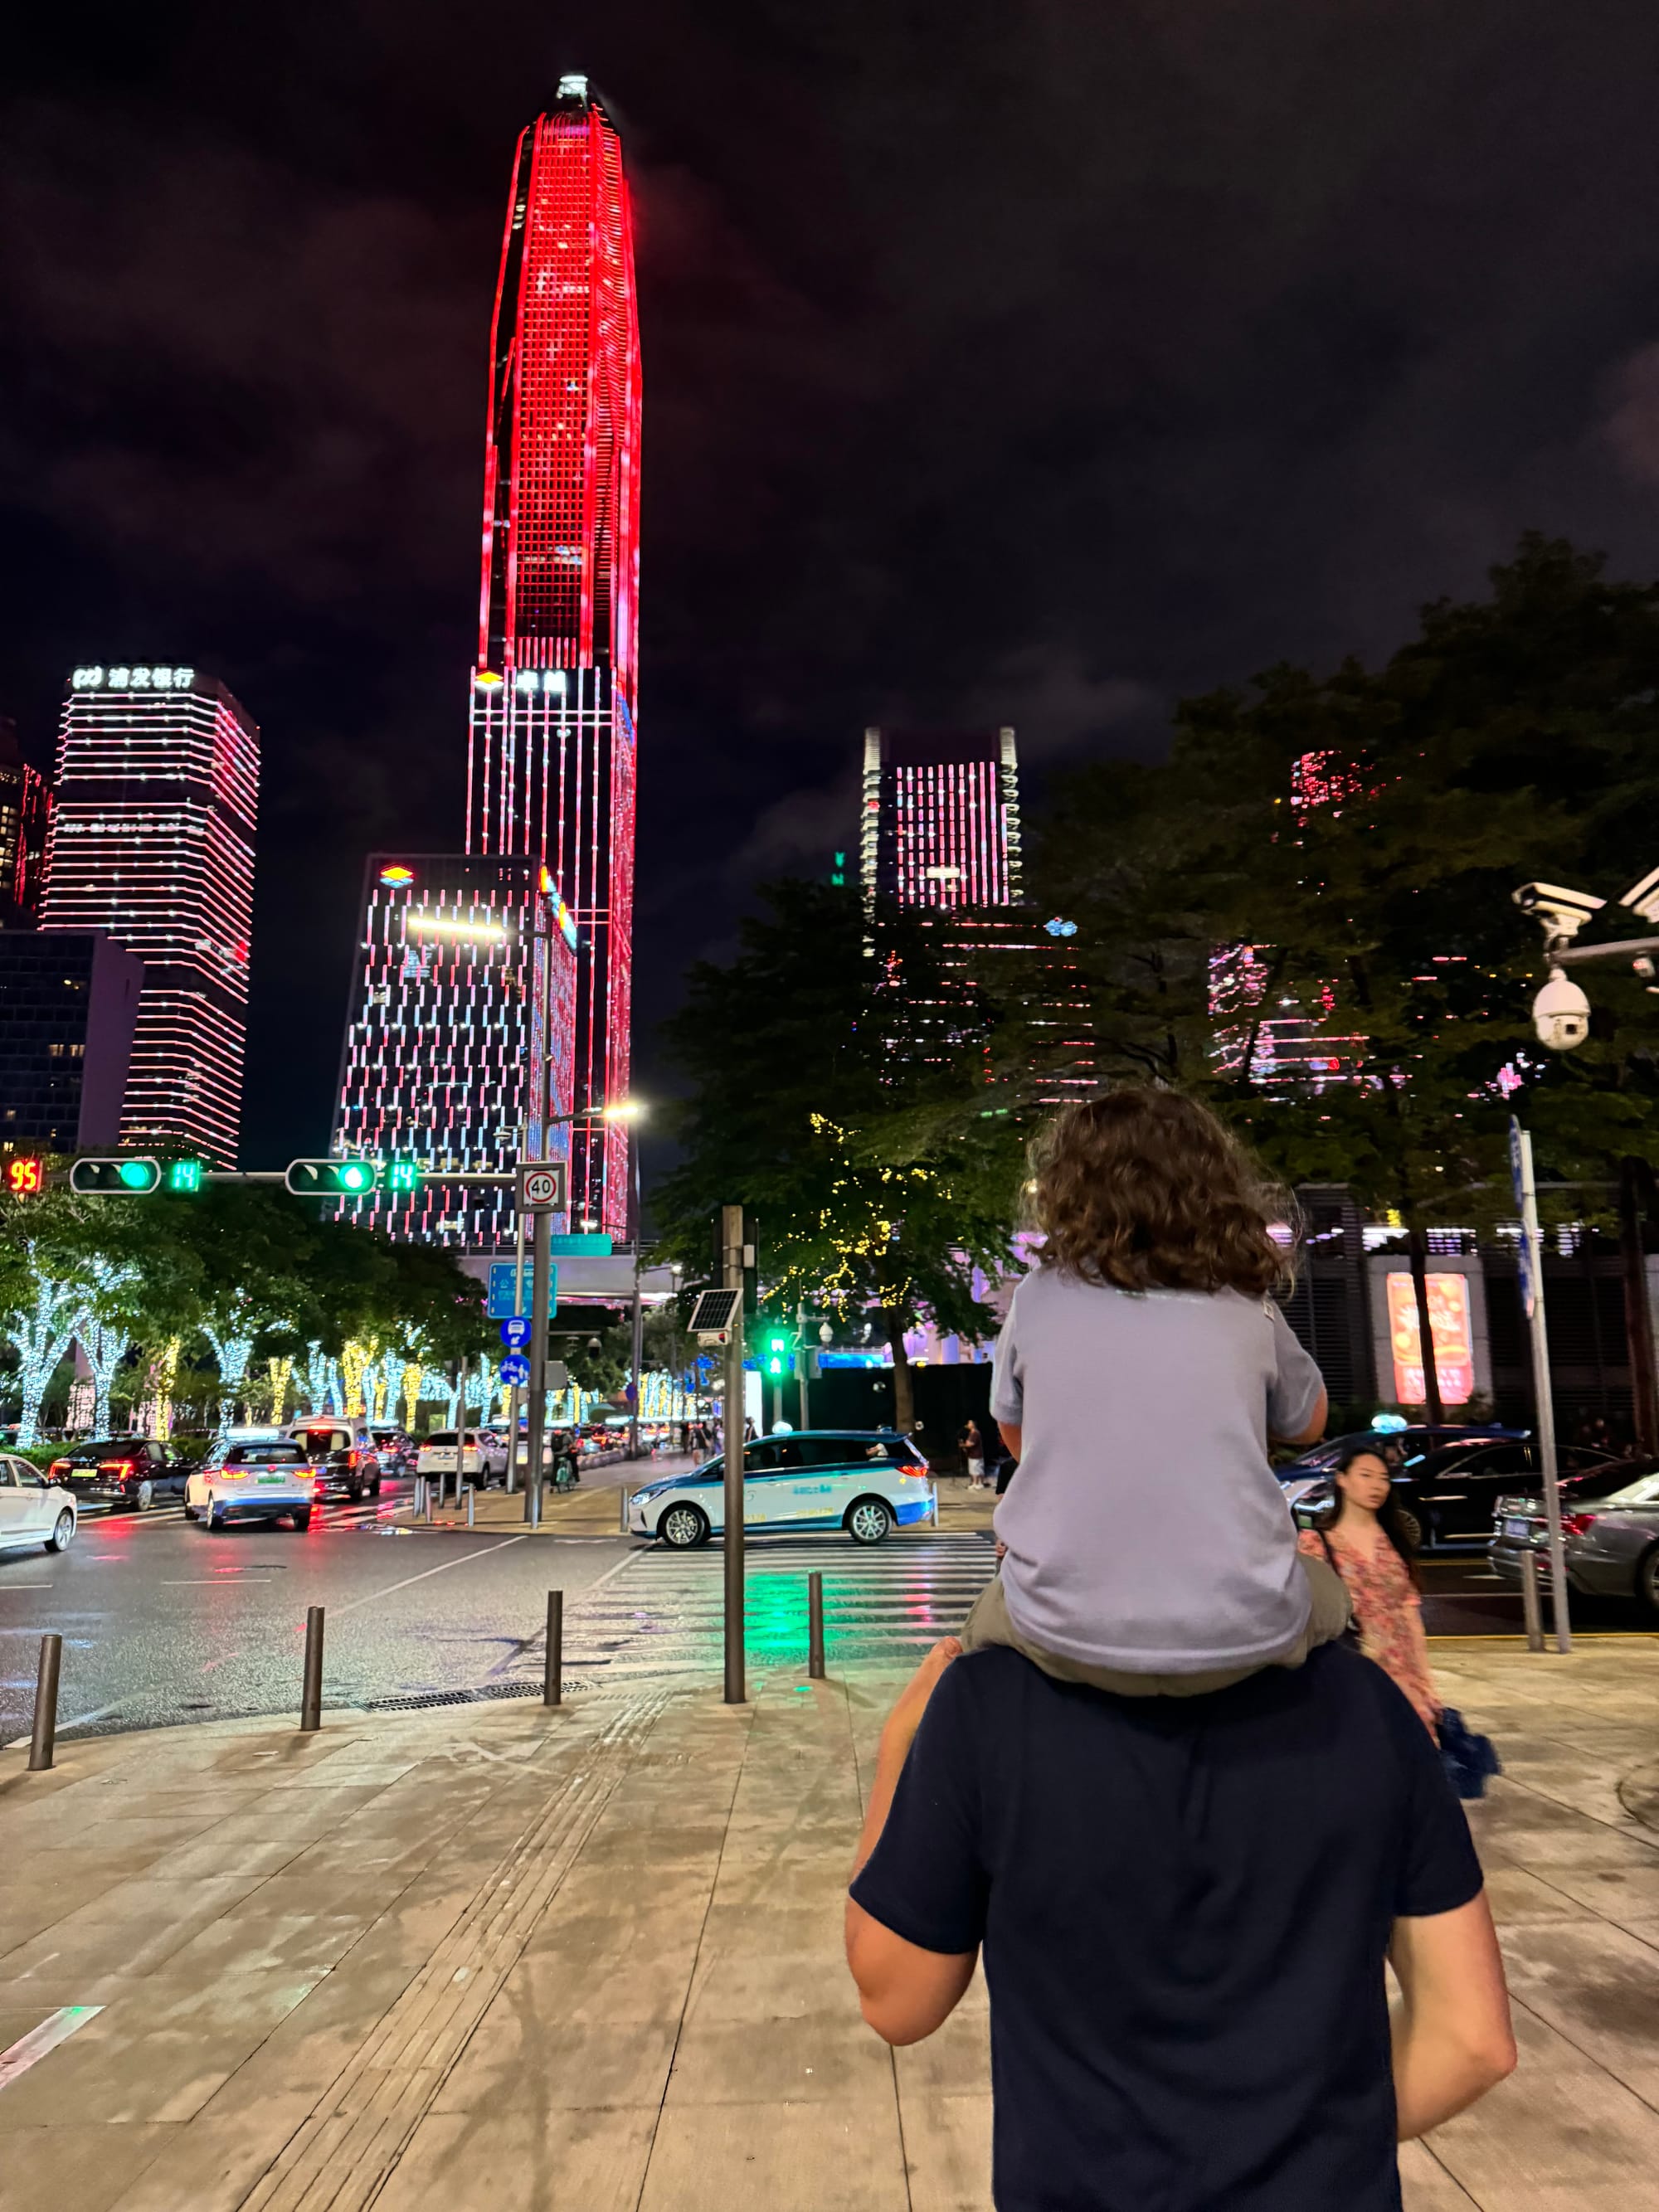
<box><xmin>27</xmin><ymin>1633</ymin><xmax>62</xmax><ymax>1772</ymax></box>
<box><xmin>424</xmin><ymin>1480</ymin><xmax>435</xmax><ymax>1524</ymax></box>
<box><xmin>529</xmin><ymin>1475</ymin><xmax>542</xmax><ymax>1529</ymax></box>
<box><xmin>465</xmin><ymin>1483</ymin><xmax>475</xmax><ymax>1529</ymax></box>
<box><xmin>808</xmin><ymin>1571</ymin><xmax>826</xmax><ymax>1680</ymax></box>
<box><xmin>1520</xmin><ymin>1548</ymin><xmax>1545</xmax><ymax>1652</ymax></box>
<box><xmin>544</xmin><ymin>1590</ymin><xmax>563</xmax><ymax>1707</ymax></box>
<box><xmin>299</xmin><ymin>1605</ymin><xmax>324</xmax><ymax>1732</ymax></box>
<box><xmin>413</xmin><ymin>1475</ymin><xmax>425</xmax><ymax>1518</ymax></box>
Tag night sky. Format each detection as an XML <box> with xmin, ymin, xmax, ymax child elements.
<box><xmin>7</xmin><ymin>3</ymin><xmax>1659</xmax><ymax>1174</ymax></box>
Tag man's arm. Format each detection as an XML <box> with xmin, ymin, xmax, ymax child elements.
<box><xmin>1389</xmin><ymin>1892</ymin><xmax>1516</xmax><ymax>2139</ymax></box>
<box><xmin>997</xmin><ymin>1420</ymin><xmax>1021</xmax><ymax>1459</ymax></box>
<box><xmin>845</xmin><ymin>1640</ymin><xmax>979</xmax><ymax>2045</ymax></box>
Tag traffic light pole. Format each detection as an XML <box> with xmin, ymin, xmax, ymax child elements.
<box><xmin>722</xmin><ymin>1203</ymin><xmax>747</xmax><ymax>1704</ymax></box>
<box><xmin>796</xmin><ymin>1300</ymin><xmax>809</xmax><ymax>1430</ymax></box>
<box><xmin>523</xmin><ymin>1203</ymin><xmax>552</xmax><ymax>1524</ymax></box>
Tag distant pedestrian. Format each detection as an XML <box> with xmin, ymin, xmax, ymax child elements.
<box><xmin>962</xmin><ymin>1087</ymin><xmax>1349</xmax><ymax>1694</ymax></box>
<box><xmin>1300</xmin><ymin>1441</ymin><xmax>1441</xmax><ymax>1733</ymax></box>
<box><xmin>959</xmin><ymin>1417</ymin><xmax>986</xmax><ymax>1489</ymax></box>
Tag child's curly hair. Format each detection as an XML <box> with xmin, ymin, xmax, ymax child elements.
<box><xmin>1028</xmin><ymin>1087</ymin><xmax>1294</xmax><ymax>1296</ymax></box>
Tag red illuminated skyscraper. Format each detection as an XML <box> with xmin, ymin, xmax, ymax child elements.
<box><xmin>466</xmin><ymin>75</ymin><xmax>640</xmax><ymax>1234</ymax></box>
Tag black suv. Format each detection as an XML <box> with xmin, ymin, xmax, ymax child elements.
<box><xmin>46</xmin><ymin>1437</ymin><xmax>187</xmax><ymax>1512</ymax></box>
<box><xmin>1289</xmin><ymin>1434</ymin><xmax>1621</xmax><ymax>1549</ymax></box>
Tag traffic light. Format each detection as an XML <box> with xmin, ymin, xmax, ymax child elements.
<box><xmin>163</xmin><ymin>1159</ymin><xmax>205</xmax><ymax>1193</ymax></box>
<box><xmin>285</xmin><ymin>1158</ymin><xmax>379</xmax><ymax>1197</ymax></box>
<box><xmin>385</xmin><ymin>1158</ymin><xmax>421</xmax><ymax>1194</ymax></box>
<box><xmin>71</xmin><ymin>1157</ymin><xmax>161</xmax><ymax>1194</ymax></box>
<box><xmin>4</xmin><ymin>1156</ymin><xmax>44</xmax><ymax>1198</ymax></box>
<box><xmin>761</xmin><ymin>1326</ymin><xmax>795</xmax><ymax>1379</ymax></box>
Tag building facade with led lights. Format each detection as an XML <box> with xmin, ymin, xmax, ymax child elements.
<box><xmin>332</xmin><ymin>856</ymin><xmax>578</xmax><ymax>1249</ymax></box>
<box><xmin>39</xmin><ymin>665</ymin><xmax>258</xmax><ymax>1164</ymax></box>
<box><xmin>0</xmin><ymin>717</ymin><xmax>51</xmax><ymax>928</ymax></box>
<box><xmin>464</xmin><ymin>75</ymin><xmax>640</xmax><ymax>1237</ymax></box>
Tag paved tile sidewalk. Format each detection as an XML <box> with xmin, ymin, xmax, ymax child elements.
<box><xmin>1</xmin><ymin>1636</ymin><xmax>1656</xmax><ymax>2209</ymax></box>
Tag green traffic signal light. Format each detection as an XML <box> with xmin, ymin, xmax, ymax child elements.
<box><xmin>285</xmin><ymin>1158</ymin><xmax>380</xmax><ymax>1197</ymax></box>
<box><xmin>70</xmin><ymin>1157</ymin><xmax>162</xmax><ymax>1195</ymax></box>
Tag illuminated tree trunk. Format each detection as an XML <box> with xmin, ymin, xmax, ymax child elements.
<box><xmin>203</xmin><ymin>1325</ymin><xmax>255</xmax><ymax>1452</ymax></box>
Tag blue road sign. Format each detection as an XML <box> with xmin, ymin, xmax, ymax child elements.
<box><xmin>500</xmin><ymin>1317</ymin><xmax>533</xmax><ymax>1350</ymax></box>
<box><xmin>499</xmin><ymin>1352</ymin><xmax>530</xmax><ymax>1387</ymax></box>
<box><xmin>487</xmin><ymin>1262</ymin><xmax>557</xmax><ymax>1320</ymax></box>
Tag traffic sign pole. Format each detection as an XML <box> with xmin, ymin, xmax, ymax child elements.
<box><xmin>523</xmin><ymin>1206</ymin><xmax>552</xmax><ymax>1523</ymax></box>
<box><xmin>505</xmin><ymin>1183</ymin><xmax>528</xmax><ymax>1492</ymax></box>
<box><xmin>722</xmin><ymin>1203</ymin><xmax>747</xmax><ymax>1705</ymax></box>
<box><xmin>1511</xmin><ymin>1119</ymin><xmax>1571</xmax><ymax>1655</ymax></box>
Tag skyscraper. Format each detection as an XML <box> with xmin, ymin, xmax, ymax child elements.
<box><xmin>0</xmin><ymin>717</ymin><xmax>51</xmax><ymax>928</ymax></box>
<box><xmin>465</xmin><ymin>75</ymin><xmax>641</xmax><ymax>1237</ymax></box>
<box><xmin>40</xmin><ymin>664</ymin><xmax>258</xmax><ymax>1164</ymax></box>
<box><xmin>332</xmin><ymin>857</ymin><xmax>578</xmax><ymax>1247</ymax></box>
<box><xmin>861</xmin><ymin>727</ymin><xmax>1023</xmax><ymax>911</ymax></box>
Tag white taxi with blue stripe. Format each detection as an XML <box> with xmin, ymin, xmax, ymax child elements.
<box><xmin>628</xmin><ymin>1429</ymin><xmax>937</xmax><ymax>1547</ymax></box>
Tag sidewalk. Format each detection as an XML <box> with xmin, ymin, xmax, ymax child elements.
<box><xmin>2</xmin><ymin>1637</ymin><xmax>1656</xmax><ymax>2209</ymax></box>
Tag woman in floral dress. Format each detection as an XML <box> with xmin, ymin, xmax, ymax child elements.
<box><xmin>1297</xmin><ymin>1441</ymin><xmax>1441</xmax><ymax>1733</ymax></box>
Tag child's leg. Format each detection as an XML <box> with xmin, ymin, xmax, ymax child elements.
<box><xmin>1272</xmin><ymin>1553</ymin><xmax>1352</xmax><ymax>1668</ymax></box>
<box><xmin>960</xmin><ymin>1573</ymin><xmax>1265</xmax><ymax>1698</ymax></box>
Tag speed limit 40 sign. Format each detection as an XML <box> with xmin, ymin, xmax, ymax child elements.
<box><xmin>517</xmin><ymin>1161</ymin><xmax>568</xmax><ymax>1213</ymax></box>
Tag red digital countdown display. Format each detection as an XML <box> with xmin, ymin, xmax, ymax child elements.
<box><xmin>6</xmin><ymin>1156</ymin><xmax>44</xmax><ymax>1197</ymax></box>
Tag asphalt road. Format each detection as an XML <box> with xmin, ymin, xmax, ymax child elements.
<box><xmin>0</xmin><ymin>1485</ymin><xmax>637</xmax><ymax>1748</ymax></box>
<box><xmin>3</xmin><ymin>1493</ymin><xmax>1654</xmax><ymax>1751</ymax></box>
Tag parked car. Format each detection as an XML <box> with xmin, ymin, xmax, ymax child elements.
<box><xmin>46</xmin><ymin>1436</ymin><xmax>187</xmax><ymax>1513</ymax></box>
<box><xmin>1490</xmin><ymin>1461</ymin><xmax>1659</xmax><ymax>1610</ymax></box>
<box><xmin>1290</xmin><ymin>1435</ymin><xmax>1618</xmax><ymax>1550</ymax></box>
<box><xmin>185</xmin><ymin>1440</ymin><xmax>319</xmax><ymax>1529</ymax></box>
<box><xmin>416</xmin><ymin>1430</ymin><xmax>506</xmax><ymax>1486</ymax></box>
<box><xmin>0</xmin><ymin>1455</ymin><xmax>76</xmax><ymax>1556</ymax></box>
<box><xmin>626</xmin><ymin>1429</ymin><xmax>936</xmax><ymax>1548</ymax></box>
<box><xmin>1279</xmin><ymin>1423</ymin><xmax>1527</xmax><ymax>1477</ymax></box>
<box><xmin>367</xmin><ymin>1426</ymin><xmax>417</xmax><ymax>1475</ymax></box>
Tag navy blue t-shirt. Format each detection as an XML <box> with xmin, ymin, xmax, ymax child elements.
<box><xmin>850</xmin><ymin>1643</ymin><xmax>1483</xmax><ymax>2211</ymax></box>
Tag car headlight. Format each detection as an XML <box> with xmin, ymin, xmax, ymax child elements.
<box><xmin>630</xmin><ymin>1481</ymin><xmax>674</xmax><ymax>1506</ymax></box>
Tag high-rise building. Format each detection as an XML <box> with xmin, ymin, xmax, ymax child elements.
<box><xmin>40</xmin><ymin>664</ymin><xmax>258</xmax><ymax>1164</ymax></box>
<box><xmin>0</xmin><ymin>931</ymin><xmax>143</xmax><ymax>1152</ymax></box>
<box><xmin>861</xmin><ymin>727</ymin><xmax>1022</xmax><ymax>911</ymax></box>
<box><xmin>0</xmin><ymin>717</ymin><xmax>51</xmax><ymax>928</ymax></box>
<box><xmin>861</xmin><ymin>725</ymin><xmax>1090</xmax><ymax>1101</ymax></box>
<box><xmin>332</xmin><ymin>857</ymin><xmax>578</xmax><ymax>1249</ymax></box>
<box><xmin>465</xmin><ymin>75</ymin><xmax>640</xmax><ymax>1237</ymax></box>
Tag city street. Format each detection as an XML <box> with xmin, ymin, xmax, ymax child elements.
<box><xmin>0</xmin><ymin>1475</ymin><xmax>1003</xmax><ymax>1748</ymax></box>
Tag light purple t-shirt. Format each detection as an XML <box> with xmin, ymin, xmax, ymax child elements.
<box><xmin>990</xmin><ymin>1270</ymin><xmax>1326</xmax><ymax>1672</ymax></box>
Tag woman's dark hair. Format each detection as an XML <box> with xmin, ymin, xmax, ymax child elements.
<box><xmin>1029</xmin><ymin>1087</ymin><xmax>1293</xmax><ymax>1296</ymax></box>
<box><xmin>1323</xmin><ymin>1441</ymin><xmax>1421</xmax><ymax>1584</ymax></box>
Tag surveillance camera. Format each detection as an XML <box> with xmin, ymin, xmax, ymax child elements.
<box><xmin>1533</xmin><ymin>967</ymin><xmax>1592</xmax><ymax>1051</ymax></box>
<box><xmin>1512</xmin><ymin>881</ymin><xmax>1605</xmax><ymax>946</ymax></box>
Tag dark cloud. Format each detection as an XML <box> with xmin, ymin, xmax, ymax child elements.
<box><xmin>6</xmin><ymin>0</ymin><xmax>1659</xmax><ymax>1165</ymax></box>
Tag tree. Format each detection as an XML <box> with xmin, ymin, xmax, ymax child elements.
<box><xmin>657</xmin><ymin>882</ymin><xmax>1022</xmax><ymax>1431</ymax></box>
<box><xmin>1026</xmin><ymin>536</ymin><xmax>1659</xmax><ymax>1421</ymax></box>
<box><xmin>0</xmin><ymin>1181</ymin><xmax>100</xmax><ymax>1445</ymax></box>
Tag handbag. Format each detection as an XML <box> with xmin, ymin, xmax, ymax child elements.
<box><xmin>1437</xmin><ymin>1706</ymin><xmax>1501</xmax><ymax>1801</ymax></box>
<box><xmin>1317</xmin><ymin>1531</ymin><xmax>1364</xmax><ymax>1649</ymax></box>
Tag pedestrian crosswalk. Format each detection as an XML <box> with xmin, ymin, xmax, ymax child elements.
<box><xmin>514</xmin><ymin>1534</ymin><xmax>999</xmax><ymax>1688</ymax></box>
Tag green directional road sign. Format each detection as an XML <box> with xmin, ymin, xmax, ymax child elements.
<box><xmin>70</xmin><ymin>1158</ymin><xmax>161</xmax><ymax>1194</ymax></box>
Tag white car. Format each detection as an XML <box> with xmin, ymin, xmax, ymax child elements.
<box><xmin>0</xmin><ymin>1456</ymin><xmax>76</xmax><ymax>1556</ymax></box>
<box><xmin>416</xmin><ymin>1430</ymin><xmax>506</xmax><ymax>1485</ymax></box>
<box><xmin>186</xmin><ymin>1440</ymin><xmax>319</xmax><ymax>1530</ymax></box>
<box><xmin>627</xmin><ymin>1429</ymin><xmax>937</xmax><ymax>1548</ymax></box>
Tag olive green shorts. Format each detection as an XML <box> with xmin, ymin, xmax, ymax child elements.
<box><xmin>959</xmin><ymin>1554</ymin><xmax>1353</xmax><ymax>1698</ymax></box>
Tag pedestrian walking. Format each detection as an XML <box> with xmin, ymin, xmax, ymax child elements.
<box><xmin>1298</xmin><ymin>1440</ymin><xmax>1441</xmax><ymax>1733</ymax></box>
<box><xmin>961</xmin><ymin>1087</ymin><xmax>1349</xmax><ymax>1694</ymax></box>
<box><xmin>959</xmin><ymin>1417</ymin><xmax>986</xmax><ymax>1489</ymax></box>
<box><xmin>847</xmin><ymin>1636</ymin><xmax>1514</xmax><ymax>2209</ymax></box>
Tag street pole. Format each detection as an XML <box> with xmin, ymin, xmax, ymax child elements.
<box><xmin>505</xmin><ymin>1174</ymin><xmax>528</xmax><ymax>1494</ymax></box>
<box><xmin>523</xmin><ymin>1203</ymin><xmax>552</xmax><ymax>1524</ymax></box>
<box><xmin>722</xmin><ymin>1202</ymin><xmax>747</xmax><ymax>1704</ymax></box>
<box><xmin>796</xmin><ymin>1299</ymin><xmax>809</xmax><ymax>1430</ymax></box>
<box><xmin>1513</xmin><ymin>1121</ymin><xmax>1571</xmax><ymax>1654</ymax></box>
<box><xmin>629</xmin><ymin>1129</ymin><xmax>643</xmax><ymax>1461</ymax></box>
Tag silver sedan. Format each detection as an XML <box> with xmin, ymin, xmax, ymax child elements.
<box><xmin>1490</xmin><ymin>1469</ymin><xmax>1659</xmax><ymax>1614</ymax></box>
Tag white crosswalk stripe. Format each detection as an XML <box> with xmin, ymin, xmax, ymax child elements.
<box><xmin>509</xmin><ymin>1534</ymin><xmax>998</xmax><ymax>1687</ymax></box>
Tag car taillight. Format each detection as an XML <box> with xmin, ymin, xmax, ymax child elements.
<box><xmin>50</xmin><ymin>1460</ymin><xmax>69</xmax><ymax>1476</ymax></box>
<box><xmin>100</xmin><ymin>1459</ymin><xmax>136</xmax><ymax>1476</ymax></box>
<box><xmin>900</xmin><ymin>1463</ymin><xmax>927</xmax><ymax>1478</ymax></box>
<box><xmin>1560</xmin><ymin>1512</ymin><xmax>1598</xmax><ymax>1539</ymax></box>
